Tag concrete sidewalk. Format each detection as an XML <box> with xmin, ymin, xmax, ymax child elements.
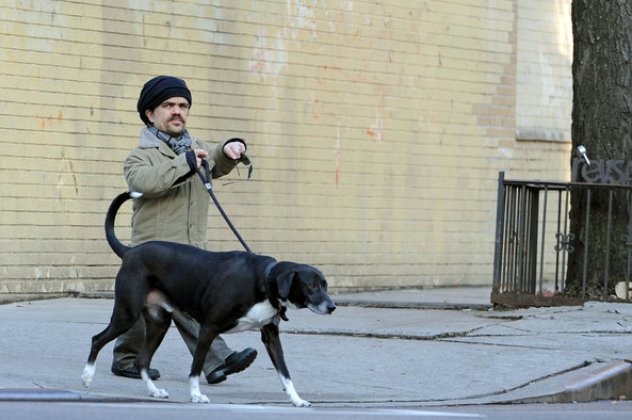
<box><xmin>1</xmin><ymin>287</ymin><xmax>632</xmax><ymax>407</ymax></box>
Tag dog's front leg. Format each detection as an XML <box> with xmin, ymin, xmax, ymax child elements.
<box><xmin>188</xmin><ymin>375</ymin><xmax>207</xmax><ymax>403</ymax></box>
<box><xmin>137</xmin><ymin>305</ymin><xmax>172</xmax><ymax>399</ymax></box>
<box><xmin>261</xmin><ymin>323</ymin><xmax>310</xmax><ymax>407</ymax></box>
<box><xmin>188</xmin><ymin>323</ymin><xmax>218</xmax><ymax>403</ymax></box>
<box><xmin>141</xmin><ymin>369</ymin><xmax>168</xmax><ymax>399</ymax></box>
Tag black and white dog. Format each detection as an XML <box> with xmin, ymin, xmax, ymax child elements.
<box><xmin>81</xmin><ymin>192</ymin><xmax>336</xmax><ymax>406</ymax></box>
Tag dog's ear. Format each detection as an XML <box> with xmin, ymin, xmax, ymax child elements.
<box><xmin>276</xmin><ymin>270</ymin><xmax>295</xmax><ymax>300</ymax></box>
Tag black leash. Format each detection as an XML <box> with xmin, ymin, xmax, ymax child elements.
<box><xmin>194</xmin><ymin>157</ymin><xmax>289</xmax><ymax>321</ymax></box>
<box><xmin>195</xmin><ymin>158</ymin><xmax>253</xmax><ymax>253</ymax></box>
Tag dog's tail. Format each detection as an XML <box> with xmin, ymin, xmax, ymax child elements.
<box><xmin>105</xmin><ymin>191</ymin><xmax>141</xmax><ymax>259</ymax></box>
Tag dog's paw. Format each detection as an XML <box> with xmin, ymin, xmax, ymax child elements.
<box><xmin>191</xmin><ymin>393</ymin><xmax>210</xmax><ymax>404</ymax></box>
<box><xmin>80</xmin><ymin>375</ymin><xmax>92</xmax><ymax>388</ymax></box>
<box><xmin>292</xmin><ymin>397</ymin><xmax>311</xmax><ymax>407</ymax></box>
<box><xmin>282</xmin><ymin>378</ymin><xmax>311</xmax><ymax>407</ymax></box>
<box><xmin>81</xmin><ymin>364</ymin><xmax>95</xmax><ymax>387</ymax></box>
<box><xmin>150</xmin><ymin>388</ymin><xmax>169</xmax><ymax>399</ymax></box>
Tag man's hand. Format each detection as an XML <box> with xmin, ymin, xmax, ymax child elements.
<box><xmin>223</xmin><ymin>142</ymin><xmax>245</xmax><ymax>160</ymax></box>
<box><xmin>193</xmin><ymin>149</ymin><xmax>209</xmax><ymax>168</ymax></box>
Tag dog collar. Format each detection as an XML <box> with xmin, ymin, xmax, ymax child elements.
<box><xmin>263</xmin><ymin>261</ymin><xmax>289</xmax><ymax>322</ymax></box>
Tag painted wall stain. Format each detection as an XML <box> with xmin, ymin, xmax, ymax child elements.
<box><xmin>36</xmin><ymin>110</ymin><xmax>63</xmax><ymax>129</ymax></box>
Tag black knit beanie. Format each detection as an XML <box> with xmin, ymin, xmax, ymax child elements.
<box><xmin>137</xmin><ymin>76</ymin><xmax>192</xmax><ymax>126</ymax></box>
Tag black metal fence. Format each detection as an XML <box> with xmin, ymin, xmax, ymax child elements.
<box><xmin>491</xmin><ymin>169</ymin><xmax>632</xmax><ymax>308</ymax></box>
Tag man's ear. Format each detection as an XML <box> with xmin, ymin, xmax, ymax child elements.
<box><xmin>276</xmin><ymin>270</ymin><xmax>295</xmax><ymax>300</ymax></box>
<box><xmin>145</xmin><ymin>109</ymin><xmax>154</xmax><ymax>124</ymax></box>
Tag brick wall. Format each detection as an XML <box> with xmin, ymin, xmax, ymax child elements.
<box><xmin>0</xmin><ymin>0</ymin><xmax>572</xmax><ymax>298</ymax></box>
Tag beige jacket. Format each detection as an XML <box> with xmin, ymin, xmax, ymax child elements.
<box><xmin>124</xmin><ymin>128</ymin><xmax>241</xmax><ymax>248</ymax></box>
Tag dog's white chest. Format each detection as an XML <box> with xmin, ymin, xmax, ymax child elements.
<box><xmin>228</xmin><ymin>301</ymin><xmax>277</xmax><ymax>333</ymax></box>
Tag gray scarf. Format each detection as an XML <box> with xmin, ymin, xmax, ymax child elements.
<box><xmin>150</xmin><ymin>127</ymin><xmax>192</xmax><ymax>154</ymax></box>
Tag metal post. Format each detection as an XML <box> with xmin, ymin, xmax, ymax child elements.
<box><xmin>517</xmin><ymin>185</ymin><xmax>528</xmax><ymax>291</ymax></box>
<box><xmin>492</xmin><ymin>171</ymin><xmax>506</xmax><ymax>293</ymax></box>
<box><xmin>582</xmin><ymin>189</ymin><xmax>591</xmax><ymax>299</ymax></box>
<box><xmin>538</xmin><ymin>186</ymin><xmax>548</xmax><ymax>294</ymax></box>
<box><xmin>554</xmin><ymin>190</ymin><xmax>562</xmax><ymax>291</ymax></box>
<box><xmin>603</xmin><ymin>191</ymin><xmax>614</xmax><ymax>297</ymax></box>
<box><xmin>627</xmin><ymin>192</ymin><xmax>632</xmax><ymax>301</ymax></box>
<box><xmin>528</xmin><ymin>188</ymin><xmax>539</xmax><ymax>293</ymax></box>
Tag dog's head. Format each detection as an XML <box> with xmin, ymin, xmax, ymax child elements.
<box><xmin>272</xmin><ymin>262</ymin><xmax>336</xmax><ymax>315</ymax></box>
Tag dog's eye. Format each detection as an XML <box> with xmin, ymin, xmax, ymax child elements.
<box><xmin>309</xmin><ymin>281</ymin><xmax>318</xmax><ymax>290</ymax></box>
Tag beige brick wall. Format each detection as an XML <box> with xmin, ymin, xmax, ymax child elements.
<box><xmin>0</xmin><ymin>0</ymin><xmax>572</xmax><ymax>298</ymax></box>
<box><xmin>516</xmin><ymin>0</ymin><xmax>572</xmax><ymax>143</ymax></box>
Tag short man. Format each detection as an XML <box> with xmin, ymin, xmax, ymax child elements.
<box><xmin>110</xmin><ymin>75</ymin><xmax>256</xmax><ymax>384</ymax></box>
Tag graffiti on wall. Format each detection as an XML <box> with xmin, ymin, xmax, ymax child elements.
<box><xmin>572</xmin><ymin>158</ymin><xmax>632</xmax><ymax>185</ymax></box>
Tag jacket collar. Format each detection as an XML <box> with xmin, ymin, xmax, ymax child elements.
<box><xmin>139</xmin><ymin>127</ymin><xmax>196</xmax><ymax>157</ymax></box>
<box><xmin>139</xmin><ymin>127</ymin><xmax>162</xmax><ymax>148</ymax></box>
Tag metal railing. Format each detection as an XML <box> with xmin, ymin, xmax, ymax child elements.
<box><xmin>491</xmin><ymin>169</ymin><xmax>632</xmax><ymax>308</ymax></box>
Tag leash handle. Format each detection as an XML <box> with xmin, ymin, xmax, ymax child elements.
<box><xmin>201</xmin><ymin>156</ymin><xmax>212</xmax><ymax>190</ymax></box>
<box><xmin>196</xmin><ymin>160</ymin><xmax>253</xmax><ymax>254</ymax></box>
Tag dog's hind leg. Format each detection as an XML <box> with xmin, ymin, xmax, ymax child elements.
<box><xmin>81</xmin><ymin>300</ymin><xmax>143</xmax><ymax>387</ymax></box>
<box><xmin>261</xmin><ymin>323</ymin><xmax>311</xmax><ymax>407</ymax></box>
<box><xmin>136</xmin><ymin>304</ymin><xmax>172</xmax><ymax>399</ymax></box>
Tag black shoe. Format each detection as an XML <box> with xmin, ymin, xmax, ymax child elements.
<box><xmin>111</xmin><ymin>364</ymin><xmax>160</xmax><ymax>380</ymax></box>
<box><xmin>205</xmin><ymin>369</ymin><xmax>227</xmax><ymax>385</ymax></box>
<box><xmin>206</xmin><ymin>348</ymin><xmax>257</xmax><ymax>385</ymax></box>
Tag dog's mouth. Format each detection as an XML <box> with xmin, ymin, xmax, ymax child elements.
<box><xmin>308</xmin><ymin>301</ymin><xmax>336</xmax><ymax>315</ymax></box>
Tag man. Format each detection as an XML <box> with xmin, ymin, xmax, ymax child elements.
<box><xmin>110</xmin><ymin>75</ymin><xmax>256</xmax><ymax>385</ymax></box>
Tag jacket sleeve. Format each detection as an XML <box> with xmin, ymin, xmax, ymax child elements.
<box><xmin>123</xmin><ymin>148</ymin><xmax>193</xmax><ymax>197</ymax></box>
<box><xmin>200</xmin><ymin>138</ymin><xmax>247</xmax><ymax>179</ymax></box>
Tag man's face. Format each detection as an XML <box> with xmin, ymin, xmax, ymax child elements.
<box><xmin>145</xmin><ymin>97</ymin><xmax>190</xmax><ymax>137</ymax></box>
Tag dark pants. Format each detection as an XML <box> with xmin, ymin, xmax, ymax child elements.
<box><xmin>112</xmin><ymin>308</ymin><xmax>232</xmax><ymax>375</ymax></box>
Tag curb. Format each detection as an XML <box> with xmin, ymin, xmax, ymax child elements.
<box><xmin>0</xmin><ymin>389</ymin><xmax>87</xmax><ymax>402</ymax></box>
<box><xmin>3</xmin><ymin>361</ymin><xmax>631</xmax><ymax>405</ymax></box>
<box><xmin>332</xmin><ymin>299</ymin><xmax>492</xmax><ymax>311</ymax></box>
<box><xmin>514</xmin><ymin>359</ymin><xmax>632</xmax><ymax>404</ymax></box>
<box><xmin>0</xmin><ymin>388</ymin><xmax>155</xmax><ymax>403</ymax></box>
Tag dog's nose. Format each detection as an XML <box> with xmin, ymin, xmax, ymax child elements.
<box><xmin>327</xmin><ymin>303</ymin><xmax>336</xmax><ymax>314</ymax></box>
